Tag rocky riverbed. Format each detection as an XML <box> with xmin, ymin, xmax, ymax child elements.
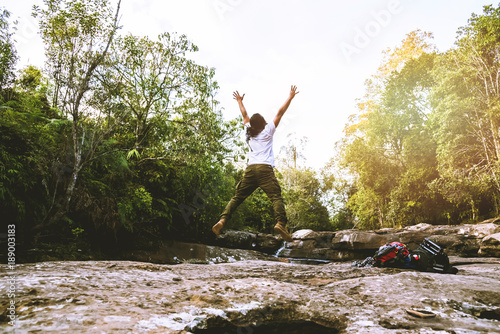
<box><xmin>1</xmin><ymin>256</ymin><xmax>499</xmax><ymax>333</ymax></box>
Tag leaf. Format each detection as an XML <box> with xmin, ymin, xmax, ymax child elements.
<box><xmin>126</xmin><ymin>148</ymin><xmax>140</xmax><ymax>160</ymax></box>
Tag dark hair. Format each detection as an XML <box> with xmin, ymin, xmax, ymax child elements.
<box><xmin>246</xmin><ymin>113</ymin><xmax>267</xmax><ymax>144</ymax></box>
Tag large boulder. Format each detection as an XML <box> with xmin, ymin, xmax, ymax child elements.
<box><xmin>331</xmin><ymin>229</ymin><xmax>393</xmax><ymax>250</ymax></box>
<box><xmin>479</xmin><ymin>233</ymin><xmax>500</xmax><ymax>257</ymax></box>
<box><xmin>468</xmin><ymin>222</ymin><xmax>500</xmax><ymax>238</ymax></box>
<box><xmin>291</xmin><ymin>229</ymin><xmax>336</xmax><ymax>248</ymax></box>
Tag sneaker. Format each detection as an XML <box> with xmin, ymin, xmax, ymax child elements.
<box><xmin>212</xmin><ymin>219</ymin><xmax>225</xmax><ymax>235</ymax></box>
<box><xmin>274</xmin><ymin>222</ymin><xmax>293</xmax><ymax>242</ymax></box>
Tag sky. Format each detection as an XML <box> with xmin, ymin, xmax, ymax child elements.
<box><xmin>3</xmin><ymin>0</ymin><xmax>496</xmax><ymax>170</ymax></box>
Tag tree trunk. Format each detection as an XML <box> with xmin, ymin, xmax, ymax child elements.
<box><xmin>43</xmin><ymin>163</ymin><xmax>82</xmax><ymax>228</ymax></box>
<box><xmin>32</xmin><ymin>0</ymin><xmax>122</xmax><ymax>232</ymax></box>
<box><xmin>34</xmin><ymin>126</ymin><xmax>83</xmax><ymax>231</ymax></box>
<box><xmin>470</xmin><ymin>199</ymin><xmax>477</xmax><ymax>222</ymax></box>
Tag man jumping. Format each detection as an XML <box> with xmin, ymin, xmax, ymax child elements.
<box><xmin>212</xmin><ymin>85</ymin><xmax>299</xmax><ymax>242</ymax></box>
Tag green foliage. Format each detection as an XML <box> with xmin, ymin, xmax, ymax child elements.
<box><xmin>321</xmin><ymin>154</ymin><xmax>356</xmax><ymax>231</ymax></box>
<box><xmin>0</xmin><ymin>102</ymin><xmax>65</xmax><ymax>233</ymax></box>
<box><xmin>279</xmin><ymin>167</ymin><xmax>331</xmax><ymax>231</ymax></box>
<box><xmin>99</xmin><ymin>32</ymin><xmax>240</xmax><ymax>165</ymax></box>
<box><xmin>118</xmin><ymin>186</ymin><xmax>153</xmax><ymax>231</ymax></box>
<box><xmin>336</xmin><ymin>6</ymin><xmax>500</xmax><ymax>229</ymax></box>
<box><xmin>235</xmin><ymin>187</ymin><xmax>275</xmax><ymax>233</ymax></box>
<box><xmin>28</xmin><ymin>0</ymin><xmax>123</xmax><ymax>232</ymax></box>
<box><xmin>0</xmin><ymin>0</ymin><xmax>249</xmax><ymax>253</ymax></box>
<box><xmin>34</xmin><ymin>0</ymin><xmax>120</xmax><ymax>111</ymax></box>
<box><xmin>330</xmin><ymin>207</ymin><xmax>355</xmax><ymax>231</ymax></box>
<box><xmin>341</xmin><ymin>50</ymin><xmax>449</xmax><ymax>228</ymax></box>
<box><xmin>273</xmin><ymin>135</ymin><xmax>333</xmax><ymax>231</ymax></box>
<box><xmin>9</xmin><ymin>0</ymin><xmax>500</xmax><ymax>259</ymax></box>
<box><xmin>71</xmin><ymin>227</ymin><xmax>85</xmax><ymax>239</ymax></box>
<box><xmin>428</xmin><ymin>6</ymin><xmax>500</xmax><ymax>219</ymax></box>
<box><xmin>0</xmin><ymin>7</ymin><xmax>17</xmax><ymax>90</ymax></box>
<box><xmin>18</xmin><ymin>66</ymin><xmax>44</xmax><ymax>91</ymax></box>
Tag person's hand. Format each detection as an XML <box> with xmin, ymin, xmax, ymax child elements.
<box><xmin>233</xmin><ymin>91</ymin><xmax>245</xmax><ymax>102</ymax></box>
<box><xmin>289</xmin><ymin>85</ymin><xmax>299</xmax><ymax>99</ymax></box>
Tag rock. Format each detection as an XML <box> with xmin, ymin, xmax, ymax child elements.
<box><xmin>291</xmin><ymin>239</ymin><xmax>317</xmax><ymax>250</ymax></box>
<box><xmin>5</xmin><ymin>258</ymin><xmax>500</xmax><ymax>333</ymax></box>
<box><xmin>281</xmin><ymin>247</ymin><xmax>312</xmax><ymax>259</ymax></box>
<box><xmin>470</xmin><ymin>223</ymin><xmax>500</xmax><ymax>238</ymax></box>
<box><xmin>213</xmin><ymin>230</ymin><xmax>257</xmax><ymax>249</ymax></box>
<box><xmin>158</xmin><ymin>220</ymin><xmax>500</xmax><ymax>264</ymax></box>
<box><xmin>212</xmin><ymin>230</ymin><xmax>282</xmax><ymax>254</ymax></box>
<box><xmin>254</xmin><ymin>233</ymin><xmax>283</xmax><ymax>254</ymax></box>
<box><xmin>404</xmin><ymin>223</ymin><xmax>434</xmax><ymax>231</ymax></box>
<box><xmin>310</xmin><ymin>248</ymin><xmax>359</xmax><ymax>261</ymax></box>
<box><xmin>292</xmin><ymin>229</ymin><xmax>315</xmax><ymax>239</ymax></box>
<box><xmin>331</xmin><ymin>229</ymin><xmax>393</xmax><ymax>250</ymax></box>
<box><xmin>292</xmin><ymin>230</ymin><xmax>336</xmax><ymax>249</ymax></box>
<box><xmin>423</xmin><ymin>234</ymin><xmax>466</xmax><ymax>250</ymax></box>
<box><xmin>123</xmin><ymin>240</ymin><xmax>270</xmax><ymax>264</ymax></box>
<box><xmin>479</xmin><ymin>233</ymin><xmax>500</xmax><ymax>257</ymax></box>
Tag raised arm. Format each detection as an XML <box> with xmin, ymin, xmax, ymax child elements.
<box><xmin>233</xmin><ymin>91</ymin><xmax>250</xmax><ymax>124</ymax></box>
<box><xmin>274</xmin><ymin>85</ymin><xmax>299</xmax><ymax>127</ymax></box>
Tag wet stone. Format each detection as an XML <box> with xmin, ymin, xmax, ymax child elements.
<box><xmin>1</xmin><ymin>258</ymin><xmax>499</xmax><ymax>333</ymax></box>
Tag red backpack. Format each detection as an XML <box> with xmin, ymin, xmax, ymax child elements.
<box><xmin>372</xmin><ymin>242</ymin><xmax>411</xmax><ymax>267</ymax></box>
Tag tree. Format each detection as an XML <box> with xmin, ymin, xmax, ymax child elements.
<box><xmin>341</xmin><ymin>135</ymin><xmax>397</xmax><ymax>228</ymax></box>
<box><xmin>276</xmin><ymin>136</ymin><xmax>331</xmax><ymax>231</ymax></box>
<box><xmin>430</xmin><ymin>5</ymin><xmax>500</xmax><ymax>218</ymax></box>
<box><xmin>322</xmin><ymin>148</ymin><xmax>356</xmax><ymax>231</ymax></box>
<box><xmin>0</xmin><ymin>7</ymin><xmax>18</xmax><ymax>91</ymax></box>
<box><xmin>380</xmin><ymin>53</ymin><xmax>444</xmax><ymax>225</ymax></box>
<box><xmin>345</xmin><ymin>30</ymin><xmax>436</xmax><ymax>138</ymax></box>
<box><xmin>279</xmin><ymin>167</ymin><xmax>331</xmax><ymax>231</ymax></box>
<box><xmin>32</xmin><ymin>0</ymin><xmax>122</xmax><ymax>229</ymax></box>
<box><xmin>87</xmin><ymin>32</ymin><xmax>242</xmax><ymax>235</ymax></box>
<box><xmin>339</xmin><ymin>31</ymin><xmax>441</xmax><ymax>228</ymax></box>
<box><xmin>338</xmin><ymin>7</ymin><xmax>500</xmax><ymax>228</ymax></box>
<box><xmin>100</xmin><ymin>33</ymin><xmax>239</xmax><ymax>165</ymax></box>
<box><xmin>0</xmin><ymin>88</ymin><xmax>67</xmax><ymax>242</ymax></box>
<box><xmin>18</xmin><ymin>65</ymin><xmax>44</xmax><ymax>92</ymax></box>
<box><xmin>277</xmin><ymin>133</ymin><xmax>308</xmax><ymax>169</ymax></box>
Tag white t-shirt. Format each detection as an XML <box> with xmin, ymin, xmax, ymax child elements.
<box><xmin>245</xmin><ymin>122</ymin><xmax>276</xmax><ymax>167</ymax></box>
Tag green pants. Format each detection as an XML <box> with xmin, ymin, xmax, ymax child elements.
<box><xmin>220</xmin><ymin>164</ymin><xmax>287</xmax><ymax>224</ymax></box>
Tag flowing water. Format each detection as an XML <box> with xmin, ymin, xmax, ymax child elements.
<box><xmin>273</xmin><ymin>241</ymin><xmax>287</xmax><ymax>257</ymax></box>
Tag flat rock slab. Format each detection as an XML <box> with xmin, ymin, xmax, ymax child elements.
<box><xmin>1</xmin><ymin>259</ymin><xmax>500</xmax><ymax>333</ymax></box>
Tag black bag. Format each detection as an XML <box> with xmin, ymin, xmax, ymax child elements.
<box><xmin>411</xmin><ymin>238</ymin><xmax>457</xmax><ymax>274</ymax></box>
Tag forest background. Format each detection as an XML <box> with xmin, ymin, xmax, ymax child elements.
<box><xmin>1</xmin><ymin>0</ymin><xmax>499</xmax><ymax>259</ymax></box>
